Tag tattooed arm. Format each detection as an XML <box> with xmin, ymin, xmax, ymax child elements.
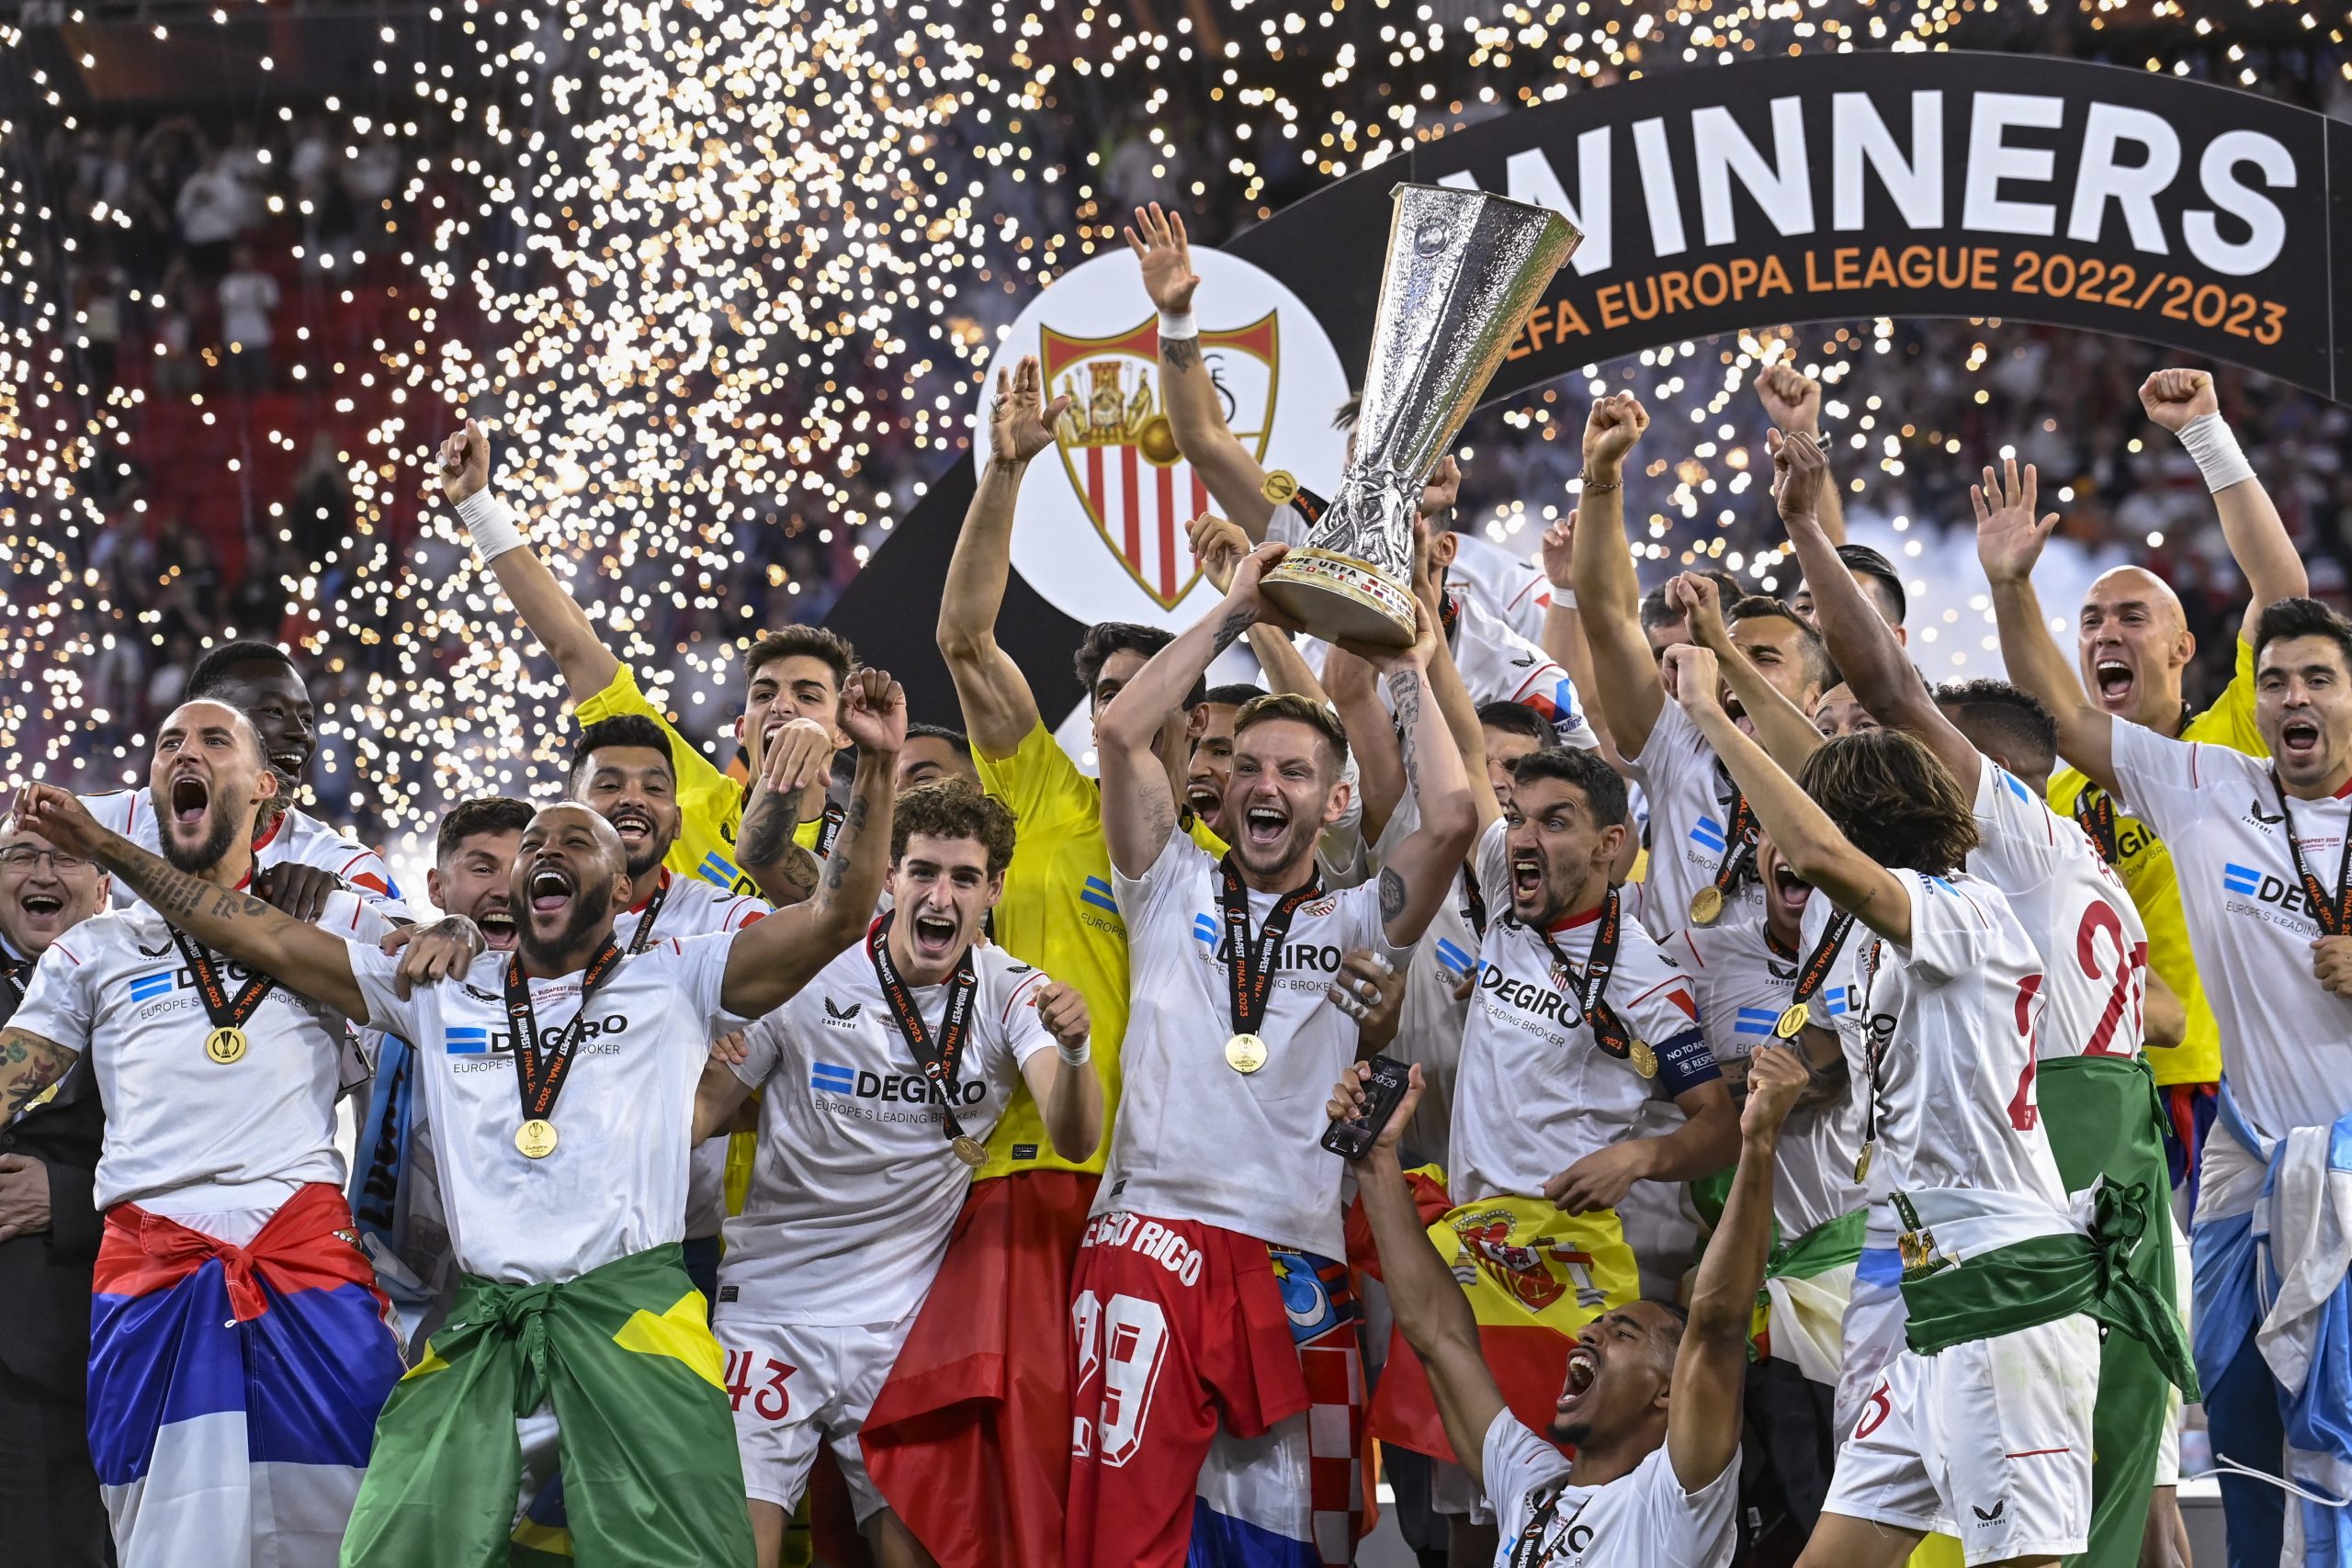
<box><xmin>0</xmin><ymin>1026</ymin><xmax>80</xmax><ymax>1125</ymax></box>
<box><xmin>1099</xmin><ymin>545</ymin><xmax>1293</xmax><ymax>877</ymax></box>
<box><xmin>1358</xmin><ymin>611</ymin><xmax>1476</xmax><ymax>946</ymax></box>
<box><xmin>720</xmin><ymin>672</ymin><xmax>904</xmax><ymax>1018</ymax></box>
<box><xmin>13</xmin><ymin>784</ymin><xmax>370</xmax><ymax>1021</ymax></box>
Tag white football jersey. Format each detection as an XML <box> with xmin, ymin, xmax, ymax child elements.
<box><xmin>2109</xmin><ymin>724</ymin><xmax>2352</xmax><ymax>1140</ymax></box>
<box><xmin>1626</xmin><ymin>701</ymin><xmax>1761</xmax><ymax>944</ymax></box>
<box><xmin>616</xmin><ymin>869</ymin><xmax>770</xmax><ymax>1240</ymax></box>
<box><xmin>718</xmin><ymin>939</ymin><xmax>1052</xmax><ymax>1326</ymax></box>
<box><xmin>1799</xmin><ymin>870</ymin><xmax>2069</xmax><ymax>1242</ymax></box>
<box><xmin>1965</xmin><ymin>761</ymin><xmax>2150</xmax><ymax>1063</ymax></box>
<box><xmin>1674</xmin><ymin>907</ymin><xmax>1867</xmax><ymax>1237</ymax></box>
<box><xmin>1448</xmin><ymin>590</ymin><xmax>1600</xmax><ymax>753</ymax></box>
<box><xmin>13</xmin><ymin>893</ymin><xmax>393</xmax><ymax>1213</ymax></box>
<box><xmin>1485</xmin><ymin>1411</ymin><xmax>1736</xmax><ymax>1568</ymax></box>
<box><xmin>349</xmin><ymin>931</ymin><xmax>747</xmax><ymax>1284</ymax></box>
<box><xmin>1099</xmin><ymin>833</ymin><xmax>1398</xmax><ymax>1259</ymax></box>
<box><xmin>1445</xmin><ymin>532</ymin><xmax>1555</xmax><ymax>645</ymax></box>
<box><xmin>84</xmin><ymin>790</ymin><xmax>412</xmax><ymax>920</ymax></box>
<box><xmin>1451</xmin><ymin>822</ymin><xmax>1718</xmax><ymax>1206</ymax></box>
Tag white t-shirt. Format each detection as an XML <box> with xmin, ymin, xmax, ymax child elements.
<box><xmin>1484</xmin><ymin>1411</ymin><xmax>1736</xmax><ymax>1568</ymax></box>
<box><xmin>84</xmin><ymin>790</ymin><xmax>412</xmax><ymax>920</ymax></box>
<box><xmin>616</xmin><ymin>871</ymin><xmax>770</xmax><ymax>1240</ymax></box>
<box><xmin>718</xmin><ymin>938</ymin><xmax>1052</xmax><ymax>1326</ymax></box>
<box><xmin>1965</xmin><ymin>761</ymin><xmax>2150</xmax><ymax>1063</ymax></box>
<box><xmin>1673</xmin><ymin>907</ymin><xmax>1866</xmax><ymax>1237</ymax></box>
<box><xmin>1626</xmin><ymin>702</ymin><xmax>1758</xmax><ymax>944</ymax></box>
<box><xmin>1451</xmin><ymin>821</ymin><xmax>1717</xmax><ymax>1205</ymax></box>
<box><xmin>1446</xmin><ymin>532</ymin><xmax>1555</xmax><ymax>645</ymax></box>
<box><xmin>13</xmin><ymin>894</ymin><xmax>392</xmax><ymax>1213</ymax></box>
<box><xmin>217</xmin><ymin>268</ymin><xmax>280</xmax><ymax>348</ymax></box>
<box><xmin>349</xmin><ymin>931</ymin><xmax>748</xmax><ymax>1284</ymax></box>
<box><xmin>1800</xmin><ymin>870</ymin><xmax>2069</xmax><ymax>1242</ymax></box>
<box><xmin>1098</xmin><ymin>833</ymin><xmax>1397</xmax><ymax>1258</ymax></box>
<box><xmin>1448</xmin><ymin>591</ymin><xmax>1600</xmax><ymax>753</ymax></box>
<box><xmin>2109</xmin><ymin>724</ymin><xmax>2352</xmax><ymax>1140</ymax></box>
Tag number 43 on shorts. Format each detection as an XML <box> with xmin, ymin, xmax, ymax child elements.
<box><xmin>1070</xmin><ymin>1290</ymin><xmax>1170</xmax><ymax>1467</ymax></box>
<box><xmin>723</xmin><ymin>1347</ymin><xmax>796</xmax><ymax>1421</ymax></box>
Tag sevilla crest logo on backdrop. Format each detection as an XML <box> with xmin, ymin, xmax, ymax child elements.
<box><xmin>978</xmin><ymin>247</ymin><xmax>1350</xmax><ymax>633</ymax></box>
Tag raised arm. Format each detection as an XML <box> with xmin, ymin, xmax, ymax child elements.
<box><xmin>718</xmin><ymin>671</ymin><xmax>902</xmax><ymax>1018</ymax></box>
<box><xmin>1668</xmin><ymin>1040</ymin><xmax>1803</xmax><ymax>1492</ymax></box>
<box><xmin>1365</xmin><ymin>615</ymin><xmax>1479</xmax><ymax>946</ymax></box>
<box><xmin>1661</xmin><ymin>648</ymin><xmax>1914</xmax><ymax>946</ymax></box>
<box><xmin>1752</xmin><ymin>364</ymin><xmax>1846</xmax><ymax>545</ymax></box>
<box><xmin>1188</xmin><ymin>513</ymin><xmax>1334</xmax><ymax>711</ymax></box>
<box><xmin>1128</xmin><ymin>204</ymin><xmax>1276</xmax><ymax>539</ymax></box>
<box><xmin>2139</xmin><ymin>369</ymin><xmax>2304</xmax><ymax>642</ymax></box>
<box><xmin>1671</xmin><ymin>570</ymin><xmax>1822</xmax><ymax>774</ymax></box>
<box><xmin>1538</xmin><ymin>513</ymin><xmax>1620</xmax><ymax>762</ymax></box>
<box><xmin>1321</xmin><ymin>648</ymin><xmax>1408</xmax><ymax>845</ymax></box>
<box><xmin>1099</xmin><ymin>547</ymin><xmax>1288</xmax><ymax>876</ymax></box>
<box><xmin>1330</xmin><ymin>1064</ymin><xmax>1508</xmax><ymax>1489</ymax></box>
<box><xmin>935</xmin><ymin>357</ymin><xmax>1061</xmax><ymax>759</ymax></box>
<box><xmin>1974</xmin><ymin>460</ymin><xmax>2120</xmax><ymax>795</ymax></box>
<box><xmin>1570</xmin><ymin>393</ymin><xmax>1668</xmax><ymax>757</ymax></box>
<box><xmin>737</xmin><ymin>716</ymin><xmax>835</xmax><ymax>906</ymax></box>
<box><xmin>1769</xmin><ymin>430</ymin><xmax>1975</xmax><ymax>791</ymax></box>
<box><xmin>436</xmin><ymin>421</ymin><xmax>622</xmax><ymax>706</ymax></box>
<box><xmin>15</xmin><ymin>784</ymin><xmax>370</xmax><ymax>1021</ymax></box>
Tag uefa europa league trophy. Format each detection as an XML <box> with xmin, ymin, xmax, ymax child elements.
<box><xmin>1260</xmin><ymin>185</ymin><xmax>1581</xmax><ymax>646</ymax></box>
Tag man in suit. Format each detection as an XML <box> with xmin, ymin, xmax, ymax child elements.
<box><xmin>0</xmin><ymin>823</ymin><xmax>115</xmax><ymax>1567</ymax></box>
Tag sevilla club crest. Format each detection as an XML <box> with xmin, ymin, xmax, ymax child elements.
<box><xmin>1039</xmin><ymin>314</ymin><xmax>1280</xmax><ymax>610</ymax></box>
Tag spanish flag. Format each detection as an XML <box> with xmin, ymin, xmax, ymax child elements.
<box><xmin>1363</xmin><ymin>1177</ymin><xmax>1641</xmax><ymax>1465</ymax></box>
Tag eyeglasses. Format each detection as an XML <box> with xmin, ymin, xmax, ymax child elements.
<box><xmin>0</xmin><ymin>847</ymin><xmax>92</xmax><ymax>874</ymax></box>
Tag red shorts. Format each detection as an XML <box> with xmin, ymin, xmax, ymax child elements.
<box><xmin>860</xmin><ymin>1170</ymin><xmax>1096</xmax><ymax>1568</ymax></box>
<box><xmin>1062</xmin><ymin>1213</ymin><xmax>1320</xmax><ymax>1568</ymax></box>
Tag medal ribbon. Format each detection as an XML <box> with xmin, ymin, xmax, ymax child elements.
<box><xmin>1855</xmin><ymin>937</ymin><xmax>1888</xmax><ymax>1163</ymax></box>
<box><xmin>867</xmin><ymin>912</ymin><xmax>981</xmax><ymax>1153</ymax></box>
<box><xmin>2273</xmin><ymin>773</ymin><xmax>2352</xmax><ymax>937</ymax></box>
<box><xmin>624</xmin><ymin>874</ymin><xmax>673</xmax><ymax>955</ymax></box>
<box><xmin>1787</xmin><ymin>910</ymin><xmax>1857</xmax><ymax>1015</ymax></box>
<box><xmin>1218</xmin><ymin>855</ymin><xmax>1323</xmax><ymax>1039</ymax></box>
<box><xmin>1533</xmin><ymin>887</ymin><xmax>1636</xmax><ymax>1063</ymax></box>
<box><xmin>2071</xmin><ymin>785</ymin><xmax>2120</xmax><ymax>866</ymax></box>
<box><xmin>1506</xmin><ymin>1488</ymin><xmax>1596</xmax><ymax>1568</ymax></box>
<box><xmin>1706</xmin><ymin>788</ymin><xmax>1759</xmax><ymax>898</ymax></box>
<box><xmin>167</xmin><ymin>925</ymin><xmax>278</xmax><ymax>1036</ymax></box>
<box><xmin>503</xmin><ymin>937</ymin><xmax>625</xmax><ymax>1126</ymax></box>
<box><xmin>1460</xmin><ymin>861</ymin><xmax>1488</xmax><ymax>942</ymax></box>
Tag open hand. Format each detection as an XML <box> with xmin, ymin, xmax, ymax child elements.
<box><xmin>1971</xmin><ymin>457</ymin><xmax>2059</xmax><ymax>586</ymax></box>
<box><xmin>1124</xmin><ymin>203</ymin><xmax>1200</xmax><ymax>317</ymax></box>
<box><xmin>1544</xmin><ymin>1142</ymin><xmax>1648</xmax><ymax>1213</ymax></box>
<box><xmin>254</xmin><ymin>863</ymin><xmax>343</xmax><ymax>922</ymax></box>
<box><xmin>989</xmin><ymin>355</ymin><xmax>1070</xmax><ymax>466</ymax></box>
<box><xmin>759</xmin><ymin>716</ymin><xmax>833</xmax><ymax>803</ymax></box>
<box><xmin>389</xmin><ymin>915</ymin><xmax>484</xmax><ymax>998</ymax></box>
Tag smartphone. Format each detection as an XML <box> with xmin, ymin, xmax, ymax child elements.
<box><xmin>1320</xmin><ymin>1055</ymin><xmax>1412</xmax><ymax>1163</ymax></box>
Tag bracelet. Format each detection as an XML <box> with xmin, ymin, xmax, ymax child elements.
<box><xmin>1057</xmin><ymin>1035</ymin><xmax>1093</xmax><ymax>1066</ymax></box>
<box><xmin>1577</xmin><ymin>471</ymin><xmax>1623</xmax><ymax>491</ymax></box>
<box><xmin>1158</xmin><ymin>309</ymin><xmax>1198</xmax><ymax>341</ymax></box>
<box><xmin>2175</xmin><ymin>411</ymin><xmax>2255</xmax><ymax>493</ymax></box>
<box><xmin>454</xmin><ymin>488</ymin><xmax>526</xmax><ymax>559</ymax></box>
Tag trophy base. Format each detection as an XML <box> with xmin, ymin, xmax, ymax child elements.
<box><xmin>1261</xmin><ymin>549</ymin><xmax>1418</xmax><ymax>649</ymax></box>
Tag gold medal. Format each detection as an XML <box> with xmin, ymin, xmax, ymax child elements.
<box><xmin>1628</xmin><ymin>1039</ymin><xmax>1657</xmax><ymax>1078</ymax></box>
<box><xmin>1689</xmin><ymin>886</ymin><xmax>1725</xmax><ymax>927</ymax></box>
<box><xmin>951</xmin><ymin>1135</ymin><xmax>987</xmax><ymax>1168</ymax></box>
<box><xmin>1225</xmin><ymin>1032</ymin><xmax>1269</xmax><ymax>1075</ymax></box>
<box><xmin>514</xmin><ymin>1118</ymin><xmax>560</xmax><ymax>1159</ymax></box>
<box><xmin>1853</xmin><ymin>1140</ymin><xmax>1874</xmax><ymax>1184</ymax></box>
<box><xmin>1260</xmin><ymin>469</ymin><xmax>1299</xmax><ymax>506</ymax></box>
<box><xmin>204</xmin><ymin>1026</ymin><xmax>248</xmax><ymax>1065</ymax></box>
<box><xmin>1774</xmin><ymin>1001</ymin><xmax>1809</xmax><ymax>1040</ymax></box>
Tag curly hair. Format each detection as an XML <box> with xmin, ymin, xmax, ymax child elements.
<box><xmin>890</xmin><ymin>779</ymin><xmax>1018</xmax><ymax>876</ymax></box>
<box><xmin>1797</xmin><ymin>729</ymin><xmax>1979</xmax><ymax>875</ymax></box>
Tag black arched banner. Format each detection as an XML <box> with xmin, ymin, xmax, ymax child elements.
<box><xmin>832</xmin><ymin>51</ymin><xmax>2352</xmax><ymax>721</ymax></box>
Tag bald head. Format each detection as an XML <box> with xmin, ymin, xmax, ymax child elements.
<box><xmin>2078</xmin><ymin>565</ymin><xmax>2195</xmax><ymax>731</ymax></box>
<box><xmin>512</xmin><ymin>802</ymin><xmax>633</xmax><ymax>970</ymax></box>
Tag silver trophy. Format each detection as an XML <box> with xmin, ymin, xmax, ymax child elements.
<box><xmin>1261</xmin><ymin>185</ymin><xmax>1581</xmax><ymax>646</ymax></box>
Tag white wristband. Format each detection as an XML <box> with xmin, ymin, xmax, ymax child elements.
<box><xmin>2176</xmin><ymin>411</ymin><xmax>2255</xmax><ymax>493</ymax></box>
<box><xmin>1158</xmin><ymin>309</ymin><xmax>1197</xmax><ymax>342</ymax></box>
<box><xmin>455</xmin><ymin>488</ymin><xmax>526</xmax><ymax>560</ymax></box>
<box><xmin>1548</xmin><ymin>586</ymin><xmax>1577</xmax><ymax>612</ymax></box>
<box><xmin>1057</xmin><ymin>1035</ymin><xmax>1093</xmax><ymax>1067</ymax></box>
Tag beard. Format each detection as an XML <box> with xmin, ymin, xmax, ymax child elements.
<box><xmin>520</xmin><ymin>872</ymin><xmax>617</xmax><ymax>966</ymax></box>
<box><xmin>157</xmin><ymin>792</ymin><xmax>246</xmax><ymax>875</ymax></box>
<box><xmin>1552</xmin><ymin>1417</ymin><xmax>1589</xmax><ymax>1446</ymax></box>
<box><xmin>623</xmin><ymin>843</ymin><xmax>665</xmax><ymax>887</ymax></box>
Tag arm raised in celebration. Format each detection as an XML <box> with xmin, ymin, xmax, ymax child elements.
<box><xmin>1569</xmin><ymin>393</ymin><xmax>1668</xmax><ymax>759</ymax></box>
<box><xmin>1975</xmin><ymin>460</ymin><xmax>2120</xmax><ymax>795</ymax></box>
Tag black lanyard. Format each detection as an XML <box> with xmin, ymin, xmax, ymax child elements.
<box><xmin>1532</xmin><ymin>887</ymin><xmax>1639</xmax><ymax>1066</ymax></box>
<box><xmin>503</xmin><ymin>938</ymin><xmax>624</xmax><ymax>1127</ymax></box>
<box><xmin>2071</xmin><ymin>785</ymin><xmax>2120</xmax><ymax>866</ymax></box>
<box><xmin>1854</xmin><ymin>937</ymin><xmax>1888</xmax><ymax>1179</ymax></box>
<box><xmin>815</xmin><ymin>802</ymin><xmax>845</xmax><ymax>859</ymax></box>
<box><xmin>1773</xmin><ymin>910</ymin><xmax>1857</xmax><ymax>1038</ymax></box>
<box><xmin>867</xmin><ymin>913</ymin><xmax>981</xmax><ymax>1153</ymax></box>
<box><xmin>2273</xmin><ymin>773</ymin><xmax>2352</xmax><ymax>937</ymax></box>
<box><xmin>1218</xmin><ymin>855</ymin><xmax>1323</xmax><ymax>1038</ymax></box>
<box><xmin>623</xmin><ymin>874</ymin><xmax>673</xmax><ymax>955</ymax></box>
<box><xmin>1508</xmin><ymin>1485</ymin><xmax>1595</xmax><ymax>1568</ymax></box>
<box><xmin>1461</xmin><ymin>861</ymin><xmax>1489</xmax><ymax>942</ymax></box>
<box><xmin>168</xmin><ymin>925</ymin><xmax>277</xmax><ymax>1034</ymax></box>
<box><xmin>1708</xmin><ymin>790</ymin><xmax>1759</xmax><ymax>896</ymax></box>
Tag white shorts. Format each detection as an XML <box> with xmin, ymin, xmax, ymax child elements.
<box><xmin>1823</xmin><ymin>1314</ymin><xmax>2098</xmax><ymax>1568</ymax></box>
<box><xmin>715</xmin><ymin>1314</ymin><xmax>915</xmax><ymax>1521</ymax></box>
<box><xmin>1833</xmin><ymin>1260</ymin><xmax>1908</xmax><ymax>1449</ymax></box>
